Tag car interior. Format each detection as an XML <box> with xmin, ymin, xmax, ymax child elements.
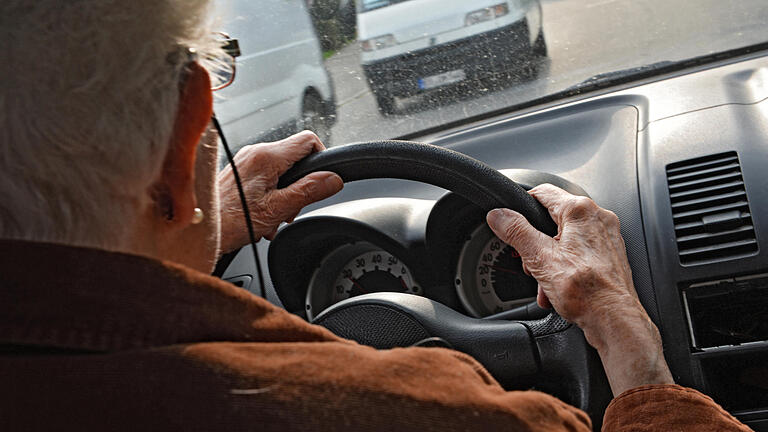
<box><xmin>217</xmin><ymin>42</ymin><xmax>768</xmax><ymax>430</ymax></box>
<box><xmin>4</xmin><ymin>0</ymin><xmax>768</xmax><ymax>430</ymax></box>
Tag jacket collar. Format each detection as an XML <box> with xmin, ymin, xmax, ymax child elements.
<box><xmin>0</xmin><ymin>239</ymin><xmax>337</xmax><ymax>352</ymax></box>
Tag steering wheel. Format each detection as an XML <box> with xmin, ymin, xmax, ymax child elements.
<box><xmin>274</xmin><ymin>140</ymin><xmax>611</xmax><ymax>425</ymax></box>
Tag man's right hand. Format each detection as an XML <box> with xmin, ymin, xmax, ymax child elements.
<box><xmin>217</xmin><ymin>131</ymin><xmax>343</xmax><ymax>253</ymax></box>
<box><xmin>485</xmin><ymin>184</ymin><xmax>639</xmax><ymax>343</ymax></box>
<box><xmin>486</xmin><ymin>184</ymin><xmax>673</xmax><ymax>396</ymax></box>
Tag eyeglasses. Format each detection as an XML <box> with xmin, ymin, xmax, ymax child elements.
<box><xmin>175</xmin><ymin>33</ymin><xmax>239</xmax><ymax>91</ymax></box>
<box><xmin>208</xmin><ymin>33</ymin><xmax>240</xmax><ymax>91</ymax></box>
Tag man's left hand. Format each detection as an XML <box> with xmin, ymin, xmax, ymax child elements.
<box><xmin>217</xmin><ymin>131</ymin><xmax>343</xmax><ymax>253</ymax></box>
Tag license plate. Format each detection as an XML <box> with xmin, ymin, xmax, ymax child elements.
<box><xmin>418</xmin><ymin>69</ymin><xmax>466</xmax><ymax>90</ymax></box>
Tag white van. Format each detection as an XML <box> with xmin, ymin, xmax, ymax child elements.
<box><xmin>357</xmin><ymin>0</ymin><xmax>546</xmax><ymax>114</ymax></box>
<box><xmin>213</xmin><ymin>0</ymin><xmax>337</xmax><ymax>157</ymax></box>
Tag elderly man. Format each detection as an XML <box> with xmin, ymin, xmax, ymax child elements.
<box><xmin>0</xmin><ymin>1</ymin><xmax>751</xmax><ymax>431</ymax></box>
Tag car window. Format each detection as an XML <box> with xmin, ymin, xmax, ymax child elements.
<box><xmin>211</xmin><ymin>0</ymin><xmax>768</xmax><ymax>152</ymax></box>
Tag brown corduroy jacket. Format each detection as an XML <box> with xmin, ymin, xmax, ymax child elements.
<box><xmin>0</xmin><ymin>240</ymin><xmax>752</xmax><ymax>431</ymax></box>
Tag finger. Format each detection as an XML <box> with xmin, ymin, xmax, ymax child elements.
<box><xmin>537</xmin><ymin>286</ymin><xmax>552</xmax><ymax>309</ymax></box>
<box><xmin>487</xmin><ymin>208</ymin><xmax>553</xmax><ymax>260</ymax></box>
<box><xmin>528</xmin><ymin>183</ymin><xmax>577</xmax><ymax>223</ymax></box>
<box><xmin>264</xmin><ymin>131</ymin><xmax>325</xmax><ymax>173</ymax></box>
<box><xmin>263</xmin><ymin>171</ymin><xmax>343</xmax><ymax>223</ymax></box>
<box><xmin>280</xmin><ymin>130</ymin><xmax>325</xmax><ymax>152</ymax></box>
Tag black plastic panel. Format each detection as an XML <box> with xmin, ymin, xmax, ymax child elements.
<box><xmin>683</xmin><ymin>274</ymin><xmax>768</xmax><ymax>350</ymax></box>
<box><xmin>700</xmin><ymin>351</ymin><xmax>768</xmax><ymax>414</ymax></box>
<box><xmin>666</xmin><ymin>151</ymin><xmax>758</xmax><ymax>265</ymax></box>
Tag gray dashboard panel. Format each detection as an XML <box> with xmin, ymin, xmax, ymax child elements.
<box><xmin>639</xmin><ymin>98</ymin><xmax>768</xmax><ymax>386</ymax></box>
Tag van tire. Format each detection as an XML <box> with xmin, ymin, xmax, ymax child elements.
<box><xmin>533</xmin><ymin>30</ymin><xmax>547</xmax><ymax>57</ymax></box>
<box><xmin>374</xmin><ymin>92</ymin><xmax>397</xmax><ymax>116</ymax></box>
<box><xmin>299</xmin><ymin>93</ymin><xmax>331</xmax><ymax>144</ymax></box>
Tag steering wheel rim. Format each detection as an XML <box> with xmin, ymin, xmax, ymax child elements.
<box><xmin>277</xmin><ymin>140</ymin><xmax>558</xmax><ymax>237</ymax></box>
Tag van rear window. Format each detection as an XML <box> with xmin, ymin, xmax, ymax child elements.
<box><xmin>358</xmin><ymin>0</ymin><xmax>413</xmax><ymax>13</ymax></box>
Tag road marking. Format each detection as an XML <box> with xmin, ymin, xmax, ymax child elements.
<box><xmin>584</xmin><ymin>0</ymin><xmax>619</xmax><ymax>8</ymax></box>
<box><xmin>237</xmin><ymin>39</ymin><xmax>315</xmax><ymax>60</ymax></box>
<box><xmin>338</xmin><ymin>88</ymin><xmax>371</xmax><ymax>108</ymax></box>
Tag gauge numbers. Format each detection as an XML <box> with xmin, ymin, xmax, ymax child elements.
<box><xmin>306</xmin><ymin>243</ymin><xmax>419</xmax><ymax>320</ymax></box>
<box><xmin>331</xmin><ymin>250</ymin><xmax>418</xmax><ymax>303</ymax></box>
<box><xmin>456</xmin><ymin>225</ymin><xmax>538</xmax><ymax>317</ymax></box>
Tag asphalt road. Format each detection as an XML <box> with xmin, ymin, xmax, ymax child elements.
<box><xmin>324</xmin><ymin>0</ymin><xmax>768</xmax><ymax>146</ymax></box>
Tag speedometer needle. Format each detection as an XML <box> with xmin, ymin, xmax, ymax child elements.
<box><xmin>347</xmin><ymin>277</ymin><xmax>369</xmax><ymax>293</ymax></box>
<box><xmin>399</xmin><ymin>277</ymin><xmax>409</xmax><ymax>293</ymax></box>
<box><xmin>489</xmin><ymin>265</ymin><xmax>519</xmax><ymax>275</ymax></box>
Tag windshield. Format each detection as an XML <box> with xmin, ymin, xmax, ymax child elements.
<box><xmin>212</xmin><ymin>0</ymin><xmax>768</xmax><ymax>150</ymax></box>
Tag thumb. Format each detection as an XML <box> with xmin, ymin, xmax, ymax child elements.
<box><xmin>486</xmin><ymin>208</ymin><xmax>551</xmax><ymax>261</ymax></box>
<box><xmin>537</xmin><ymin>286</ymin><xmax>552</xmax><ymax>309</ymax></box>
<box><xmin>265</xmin><ymin>171</ymin><xmax>343</xmax><ymax>223</ymax></box>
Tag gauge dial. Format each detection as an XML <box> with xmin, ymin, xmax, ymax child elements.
<box><xmin>330</xmin><ymin>250</ymin><xmax>419</xmax><ymax>303</ymax></box>
<box><xmin>455</xmin><ymin>224</ymin><xmax>538</xmax><ymax>317</ymax></box>
<box><xmin>306</xmin><ymin>243</ymin><xmax>420</xmax><ymax>320</ymax></box>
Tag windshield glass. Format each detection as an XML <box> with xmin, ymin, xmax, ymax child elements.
<box><xmin>212</xmin><ymin>0</ymin><xmax>768</xmax><ymax>150</ymax></box>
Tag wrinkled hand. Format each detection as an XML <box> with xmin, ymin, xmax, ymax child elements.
<box><xmin>218</xmin><ymin>131</ymin><xmax>343</xmax><ymax>253</ymax></box>
<box><xmin>486</xmin><ymin>184</ymin><xmax>673</xmax><ymax>395</ymax></box>
<box><xmin>486</xmin><ymin>184</ymin><xmax>638</xmax><ymax>333</ymax></box>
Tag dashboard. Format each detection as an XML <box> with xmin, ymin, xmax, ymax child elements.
<box><xmin>269</xmin><ymin>169</ymin><xmax>588</xmax><ymax>321</ymax></box>
<box><xmin>221</xmin><ymin>50</ymin><xmax>768</xmax><ymax>430</ymax></box>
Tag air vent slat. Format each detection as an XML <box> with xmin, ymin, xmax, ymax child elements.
<box><xmin>672</xmin><ymin>201</ymin><xmax>750</xmax><ymax>222</ymax></box>
<box><xmin>674</xmin><ymin>213</ymin><xmax>751</xmax><ymax>237</ymax></box>
<box><xmin>670</xmin><ymin>190</ymin><xmax>746</xmax><ymax>212</ymax></box>
<box><xmin>666</xmin><ymin>151</ymin><xmax>758</xmax><ymax>266</ymax></box>
<box><xmin>669</xmin><ymin>180</ymin><xmax>745</xmax><ymax>201</ymax></box>
<box><xmin>676</xmin><ymin>225</ymin><xmax>755</xmax><ymax>249</ymax></box>
<box><xmin>677</xmin><ymin>239</ymin><xmax>758</xmax><ymax>257</ymax></box>
<box><xmin>667</xmin><ymin>163</ymin><xmax>741</xmax><ymax>184</ymax></box>
<box><xmin>666</xmin><ymin>154</ymin><xmax>738</xmax><ymax>175</ymax></box>
<box><xmin>668</xmin><ymin>172</ymin><xmax>743</xmax><ymax>192</ymax></box>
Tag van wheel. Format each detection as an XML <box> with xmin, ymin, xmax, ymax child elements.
<box><xmin>299</xmin><ymin>94</ymin><xmax>331</xmax><ymax>145</ymax></box>
<box><xmin>374</xmin><ymin>92</ymin><xmax>397</xmax><ymax>116</ymax></box>
<box><xmin>533</xmin><ymin>30</ymin><xmax>547</xmax><ymax>57</ymax></box>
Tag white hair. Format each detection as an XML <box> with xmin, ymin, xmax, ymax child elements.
<box><xmin>0</xmin><ymin>0</ymin><xmax>221</xmax><ymax>249</ymax></box>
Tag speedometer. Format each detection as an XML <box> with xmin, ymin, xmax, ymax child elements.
<box><xmin>455</xmin><ymin>225</ymin><xmax>538</xmax><ymax>317</ymax></box>
<box><xmin>306</xmin><ymin>242</ymin><xmax>420</xmax><ymax>320</ymax></box>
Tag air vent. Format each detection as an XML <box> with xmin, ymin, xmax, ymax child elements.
<box><xmin>666</xmin><ymin>152</ymin><xmax>758</xmax><ymax>265</ymax></box>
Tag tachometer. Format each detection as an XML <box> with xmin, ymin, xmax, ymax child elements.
<box><xmin>455</xmin><ymin>225</ymin><xmax>538</xmax><ymax>317</ymax></box>
<box><xmin>306</xmin><ymin>242</ymin><xmax>420</xmax><ymax>320</ymax></box>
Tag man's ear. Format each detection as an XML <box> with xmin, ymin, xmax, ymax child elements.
<box><xmin>151</xmin><ymin>62</ymin><xmax>213</xmax><ymax>227</ymax></box>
